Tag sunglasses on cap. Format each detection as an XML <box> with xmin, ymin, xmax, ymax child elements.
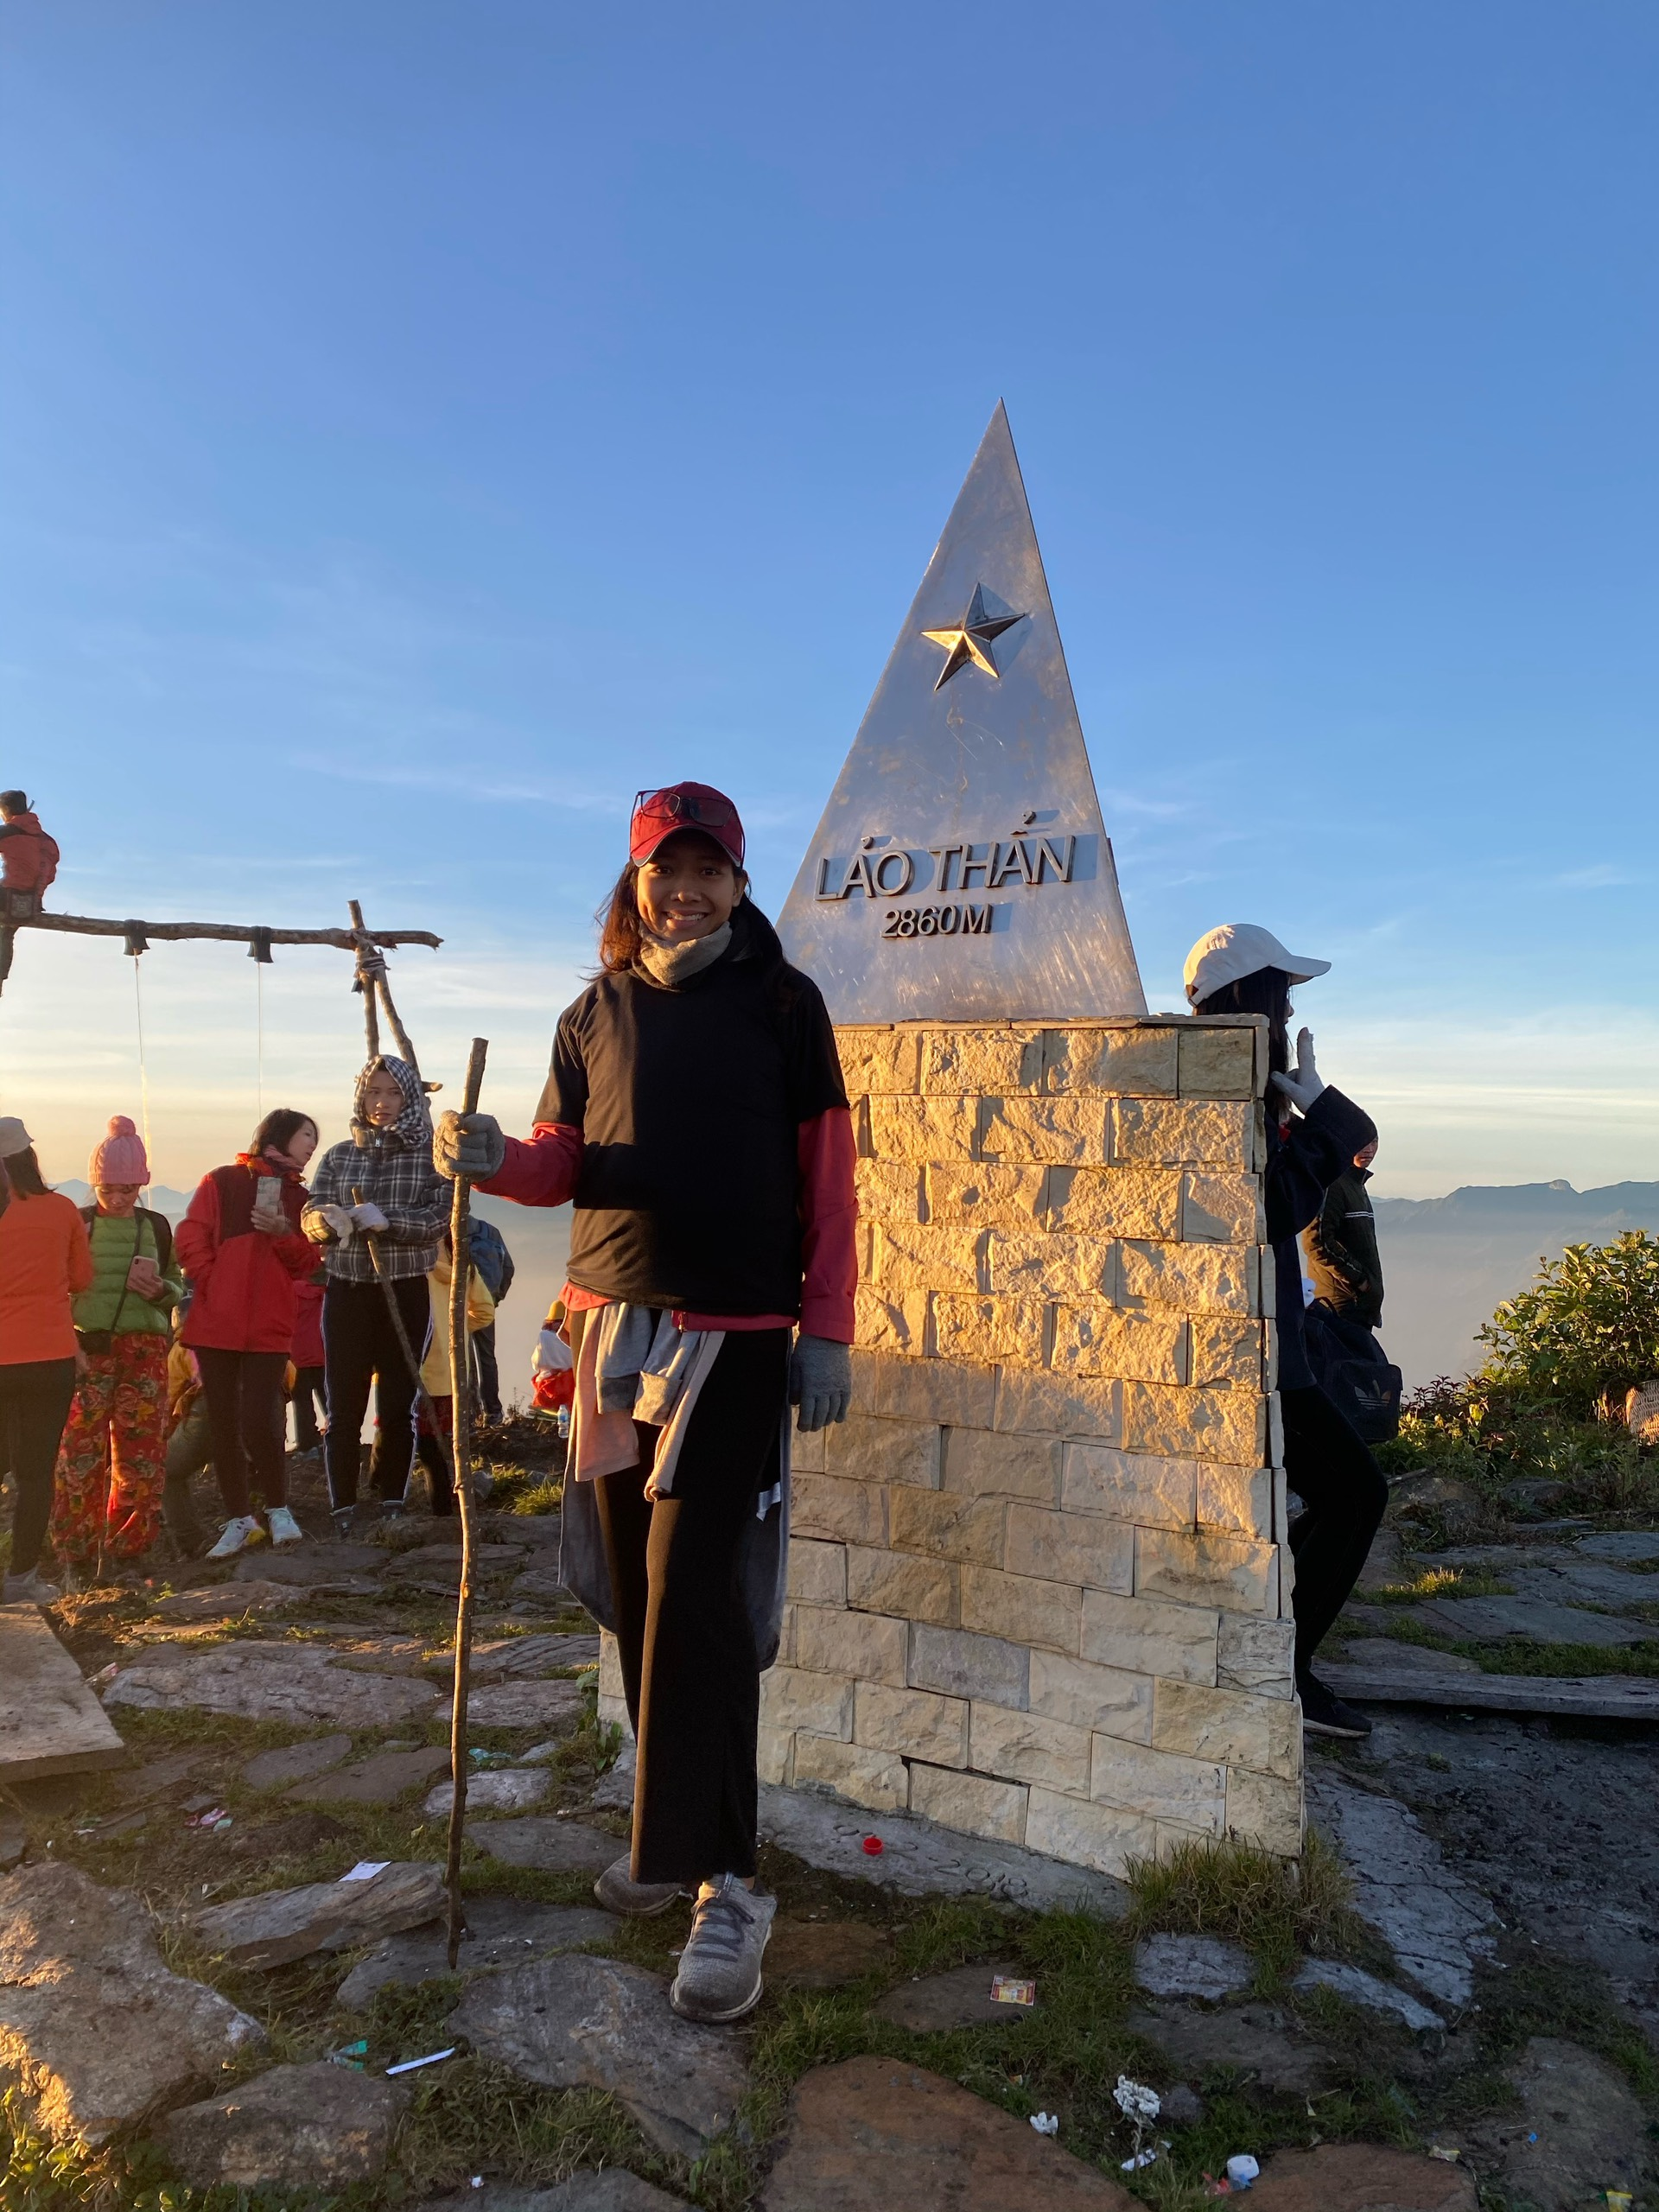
<box><xmin>632</xmin><ymin>787</ymin><xmax>740</xmax><ymax>830</ymax></box>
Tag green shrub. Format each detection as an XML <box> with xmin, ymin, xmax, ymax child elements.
<box><xmin>1477</xmin><ymin>1231</ymin><xmax>1659</xmax><ymax>1411</ymax></box>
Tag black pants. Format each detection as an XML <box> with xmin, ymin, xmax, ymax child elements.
<box><xmin>0</xmin><ymin>1357</ymin><xmax>76</xmax><ymax>1574</ymax></box>
<box><xmin>289</xmin><ymin>1366</ymin><xmax>327</xmax><ymax>1452</ymax></box>
<box><xmin>323</xmin><ymin>1276</ymin><xmax>429</xmax><ymax>1510</ymax></box>
<box><xmin>1282</xmin><ymin>1382</ymin><xmax>1389</xmax><ymax>1675</ymax></box>
<box><xmin>592</xmin><ymin>1325</ymin><xmax>789</xmax><ymax>1886</ymax></box>
<box><xmin>415</xmin><ymin>1396</ymin><xmax>456</xmax><ymax>1516</ymax></box>
<box><xmin>196</xmin><ymin>1348</ymin><xmax>289</xmax><ymax>1517</ymax></box>
<box><xmin>472</xmin><ymin>1324</ymin><xmax>502</xmax><ymax>1426</ymax></box>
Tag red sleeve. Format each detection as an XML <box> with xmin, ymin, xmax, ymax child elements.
<box><xmin>66</xmin><ymin>1208</ymin><xmax>94</xmax><ymax>1296</ymax></box>
<box><xmin>175</xmin><ymin>1176</ymin><xmax>222</xmax><ymax>1284</ymax></box>
<box><xmin>275</xmin><ymin>1231</ymin><xmax>319</xmax><ymax>1279</ymax></box>
<box><xmin>797</xmin><ymin>1106</ymin><xmax>857</xmax><ymax>1344</ymax></box>
<box><xmin>480</xmin><ymin>1122</ymin><xmax>583</xmax><ymax>1209</ymax></box>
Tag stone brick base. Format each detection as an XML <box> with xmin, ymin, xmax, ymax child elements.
<box><xmin>598</xmin><ymin>1015</ymin><xmax>1303</xmax><ymax>1875</ymax></box>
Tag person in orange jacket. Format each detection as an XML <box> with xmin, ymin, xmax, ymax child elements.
<box><xmin>0</xmin><ymin>1117</ymin><xmax>92</xmax><ymax>1603</ymax></box>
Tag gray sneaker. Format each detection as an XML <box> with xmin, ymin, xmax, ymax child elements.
<box><xmin>670</xmin><ymin>1875</ymin><xmax>776</xmax><ymax>2023</ymax></box>
<box><xmin>594</xmin><ymin>1853</ymin><xmax>685</xmax><ymax>1919</ymax></box>
<box><xmin>3</xmin><ymin>1567</ymin><xmax>61</xmax><ymax>1606</ymax></box>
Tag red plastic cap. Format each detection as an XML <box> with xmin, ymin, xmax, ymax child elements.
<box><xmin>630</xmin><ymin>782</ymin><xmax>746</xmax><ymax>868</ymax></box>
<box><xmin>861</xmin><ymin>1834</ymin><xmax>884</xmax><ymax>1856</ymax></box>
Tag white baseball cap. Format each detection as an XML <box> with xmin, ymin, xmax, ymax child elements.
<box><xmin>1184</xmin><ymin>924</ymin><xmax>1332</xmax><ymax>1007</ymax></box>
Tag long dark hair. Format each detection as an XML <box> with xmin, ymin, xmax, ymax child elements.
<box><xmin>1193</xmin><ymin>967</ymin><xmax>1293</xmax><ymax>1077</ymax></box>
<box><xmin>3</xmin><ymin>1146</ymin><xmax>51</xmax><ymax>1198</ymax></box>
<box><xmin>595</xmin><ymin>860</ymin><xmax>648</xmax><ymax>973</ymax></box>
<box><xmin>250</xmin><ymin>1109</ymin><xmax>317</xmax><ymax>1160</ymax></box>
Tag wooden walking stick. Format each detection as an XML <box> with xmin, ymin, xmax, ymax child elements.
<box><xmin>443</xmin><ymin>1038</ymin><xmax>489</xmax><ymax>1968</ymax></box>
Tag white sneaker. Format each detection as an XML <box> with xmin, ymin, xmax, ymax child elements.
<box><xmin>265</xmin><ymin>1506</ymin><xmax>304</xmax><ymax>1546</ymax></box>
<box><xmin>205</xmin><ymin>1516</ymin><xmax>261</xmax><ymax>1560</ymax></box>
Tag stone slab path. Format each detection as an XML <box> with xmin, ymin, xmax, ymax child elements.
<box><xmin>470</xmin><ymin>1817</ymin><xmax>620</xmax><ymax>1875</ymax></box>
<box><xmin>756</xmin><ymin>1779</ymin><xmax>1128</xmax><ymax>1915</ymax></box>
<box><xmin>1132</xmin><ymin>1932</ymin><xmax>1254</xmax><ymax>2000</ymax></box>
<box><xmin>0</xmin><ymin>1862</ymin><xmax>264</xmax><ymax>2145</ymax></box>
<box><xmin>1306</xmin><ymin>1770</ymin><xmax>1497</xmax><ymax>2006</ymax></box>
<box><xmin>335</xmin><ymin>1897</ymin><xmax>613</xmax><ymax>2009</ymax></box>
<box><xmin>102</xmin><ymin>1643</ymin><xmax>444</xmax><ymax>1727</ymax></box>
<box><xmin>189</xmin><ymin>1860</ymin><xmax>444</xmax><ymax>1969</ymax></box>
<box><xmin>447</xmin><ymin>1953</ymin><xmax>748</xmax><ymax>2157</ymax></box>
<box><xmin>0</xmin><ymin>1604</ymin><xmax>127</xmax><ymax>1783</ymax></box>
<box><xmin>157</xmin><ymin>2060</ymin><xmax>408</xmax><ymax>2189</ymax></box>
<box><xmin>293</xmin><ymin>1745</ymin><xmax>451</xmax><ymax>1806</ymax></box>
<box><xmin>423</xmin><ymin>1768</ymin><xmax>551</xmax><ymax>1817</ymax></box>
<box><xmin>1321</xmin><ymin>1657</ymin><xmax>1659</xmax><ymax>1720</ymax></box>
<box><xmin>1414</xmin><ymin>1593</ymin><xmax>1656</xmax><ymax>1646</ymax></box>
<box><xmin>759</xmin><ymin>2056</ymin><xmax>1136</xmax><ymax>2209</ymax></box>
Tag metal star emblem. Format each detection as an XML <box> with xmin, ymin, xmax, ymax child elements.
<box><xmin>920</xmin><ymin>582</ymin><xmax>1028</xmax><ymax>690</ymax></box>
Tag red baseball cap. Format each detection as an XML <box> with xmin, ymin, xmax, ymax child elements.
<box><xmin>630</xmin><ymin>782</ymin><xmax>746</xmax><ymax>868</ymax></box>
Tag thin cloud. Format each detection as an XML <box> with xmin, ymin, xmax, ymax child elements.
<box><xmin>1553</xmin><ymin>863</ymin><xmax>1638</xmax><ymax>890</ymax></box>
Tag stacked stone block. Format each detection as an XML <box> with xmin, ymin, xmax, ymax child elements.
<box><xmin>597</xmin><ymin>1014</ymin><xmax>1302</xmax><ymax>1876</ymax></box>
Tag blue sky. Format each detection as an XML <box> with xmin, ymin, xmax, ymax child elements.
<box><xmin>2</xmin><ymin>1</ymin><xmax>1655</xmax><ymax>1198</ymax></box>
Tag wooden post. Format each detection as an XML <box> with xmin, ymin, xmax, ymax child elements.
<box><xmin>443</xmin><ymin>1038</ymin><xmax>489</xmax><ymax>1968</ymax></box>
<box><xmin>346</xmin><ymin>900</ymin><xmax>383</xmax><ymax>1060</ymax></box>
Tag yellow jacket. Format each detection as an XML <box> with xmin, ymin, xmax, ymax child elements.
<box><xmin>420</xmin><ymin>1252</ymin><xmax>494</xmax><ymax>1398</ymax></box>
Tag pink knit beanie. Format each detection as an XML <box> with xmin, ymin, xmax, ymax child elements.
<box><xmin>89</xmin><ymin>1115</ymin><xmax>149</xmax><ymax>1188</ymax></box>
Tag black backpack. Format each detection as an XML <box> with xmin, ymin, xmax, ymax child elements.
<box><xmin>1304</xmin><ymin>1301</ymin><xmax>1402</xmax><ymax>1444</ymax></box>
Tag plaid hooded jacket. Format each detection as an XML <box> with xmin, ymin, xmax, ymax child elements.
<box><xmin>302</xmin><ymin>1056</ymin><xmax>451</xmax><ymax>1283</ymax></box>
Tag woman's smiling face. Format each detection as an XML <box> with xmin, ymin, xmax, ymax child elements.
<box><xmin>634</xmin><ymin>830</ymin><xmax>744</xmax><ymax>942</ymax></box>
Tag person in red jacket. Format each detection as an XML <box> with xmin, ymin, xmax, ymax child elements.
<box><xmin>176</xmin><ymin>1108</ymin><xmax>320</xmax><ymax>1558</ymax></box>
<box><xmin>435</xmin><ymin>780</ymin><xmax>855</xmax><ymax>2029</ymax></box>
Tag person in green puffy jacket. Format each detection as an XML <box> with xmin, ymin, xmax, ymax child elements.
<box><xmin>50</xmin><ymin>1116</ymin><xmax>183</xmax><ymax>1584</ymax></box>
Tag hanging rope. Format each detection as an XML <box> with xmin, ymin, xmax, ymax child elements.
<box><xmin>130</xmin><ymin>955</ymin><xmax>154</xmax><ymax>1187</ymax></box>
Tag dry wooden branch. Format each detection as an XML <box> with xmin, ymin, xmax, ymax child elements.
<box><xmin>13</xmin><ymin>912</ymin><xmax>441</xmax><ymax>950</ymax></box>
<box><xmin>444</xmin><ymin>1037</ymin><xmax>489</xmax><ymax>1967</ymax></box>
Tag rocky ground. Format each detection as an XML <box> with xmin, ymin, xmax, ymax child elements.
<box><xmin>1</xmin><ymin>1433</ymin><xmax>1656</xmax><ymax>2211</ymax></box>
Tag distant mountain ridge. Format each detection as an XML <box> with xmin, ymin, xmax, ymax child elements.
<box><xmin>1374</xmin><ymin>1180</ymin><xmax>1659</xmax><ymax>1234</ymax></box>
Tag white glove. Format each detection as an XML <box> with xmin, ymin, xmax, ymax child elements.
<box><xmin>308</xmin><ymin>1203</ymin><xmax>356</xmax><ymax>1245</ymax></box>
<box><xmin>1268</xmin><ymin>1027</ymin><xmax>1325</xmax><ymax>1113</ymax></box>
<box><xmin>350</xmin><ymin>1200</ymin><xmax>389</xmax><ymax>1232</ymax></box>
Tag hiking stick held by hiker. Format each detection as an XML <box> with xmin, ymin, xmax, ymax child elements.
<box><xmin>444</xmin><ymin>1036</ymin><xmax>489</xmax><ymax>1967</ymax></box>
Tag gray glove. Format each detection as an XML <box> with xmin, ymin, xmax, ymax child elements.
<box><xmin>1268</xmin><ymin>1027</ymin><xmax>1325</xmax><ymax>1114</ymax></box>
<box><xmin>434</xmin><ymin>1109</ymin><xmax>507</xmax><ymax>1181</ymax></box>
<box><xmin>790</xmin><ymin>1334</ymin><xmax>852</xmax><ymax>1433</ymax></box>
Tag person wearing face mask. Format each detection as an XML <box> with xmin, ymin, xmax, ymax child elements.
<box><xmin>434</xmin><ymin>780</ymin><xmax>855</xmax><ymax>2029</ymax></box>
<box><xmin>1184</xmin><ymin>924</ymin><xmax>1389</xmax><ymax>1743</ymax></box>
<box><xmin>177</xmin><ymin>1109</ymin><xmax>321</xmax><ymax>1559</ymax></box>
<box><xmin>302</xmin><ymin>1057</ymin><xmax>450</xmax><ymax>1535</ymax></box>
<box><xmin>51</xmin><ymin>1116</ymin><xmax>185</xmax><ymax>1586</ymax></box>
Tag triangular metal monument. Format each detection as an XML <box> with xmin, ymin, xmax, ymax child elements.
<box><xmin>779</xmin><ymin>403</ymin><xmax>1146</xmax><ymax>1024</ymax></box>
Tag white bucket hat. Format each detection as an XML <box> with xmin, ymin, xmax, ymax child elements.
<box><xmin>1184</xmin><ymin>924</ymin><xmax>1332</xmax><ymax>1007</ymax></box>
<box><xmin>0</xmin><ymin>1116</ymin><xmax>34</xmax><ymax>1159</ymax></box>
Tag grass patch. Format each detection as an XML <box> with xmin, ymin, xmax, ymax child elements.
<box><xmin>1371</xmin><ymin>1567</ymin><xmax>1515</xmax><ymax>1605</ymax></box>
<box><xmin>1123</xmin><ymin>1831</ymin><xmax>1370</xmax><ymax>1984</ymax></box>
